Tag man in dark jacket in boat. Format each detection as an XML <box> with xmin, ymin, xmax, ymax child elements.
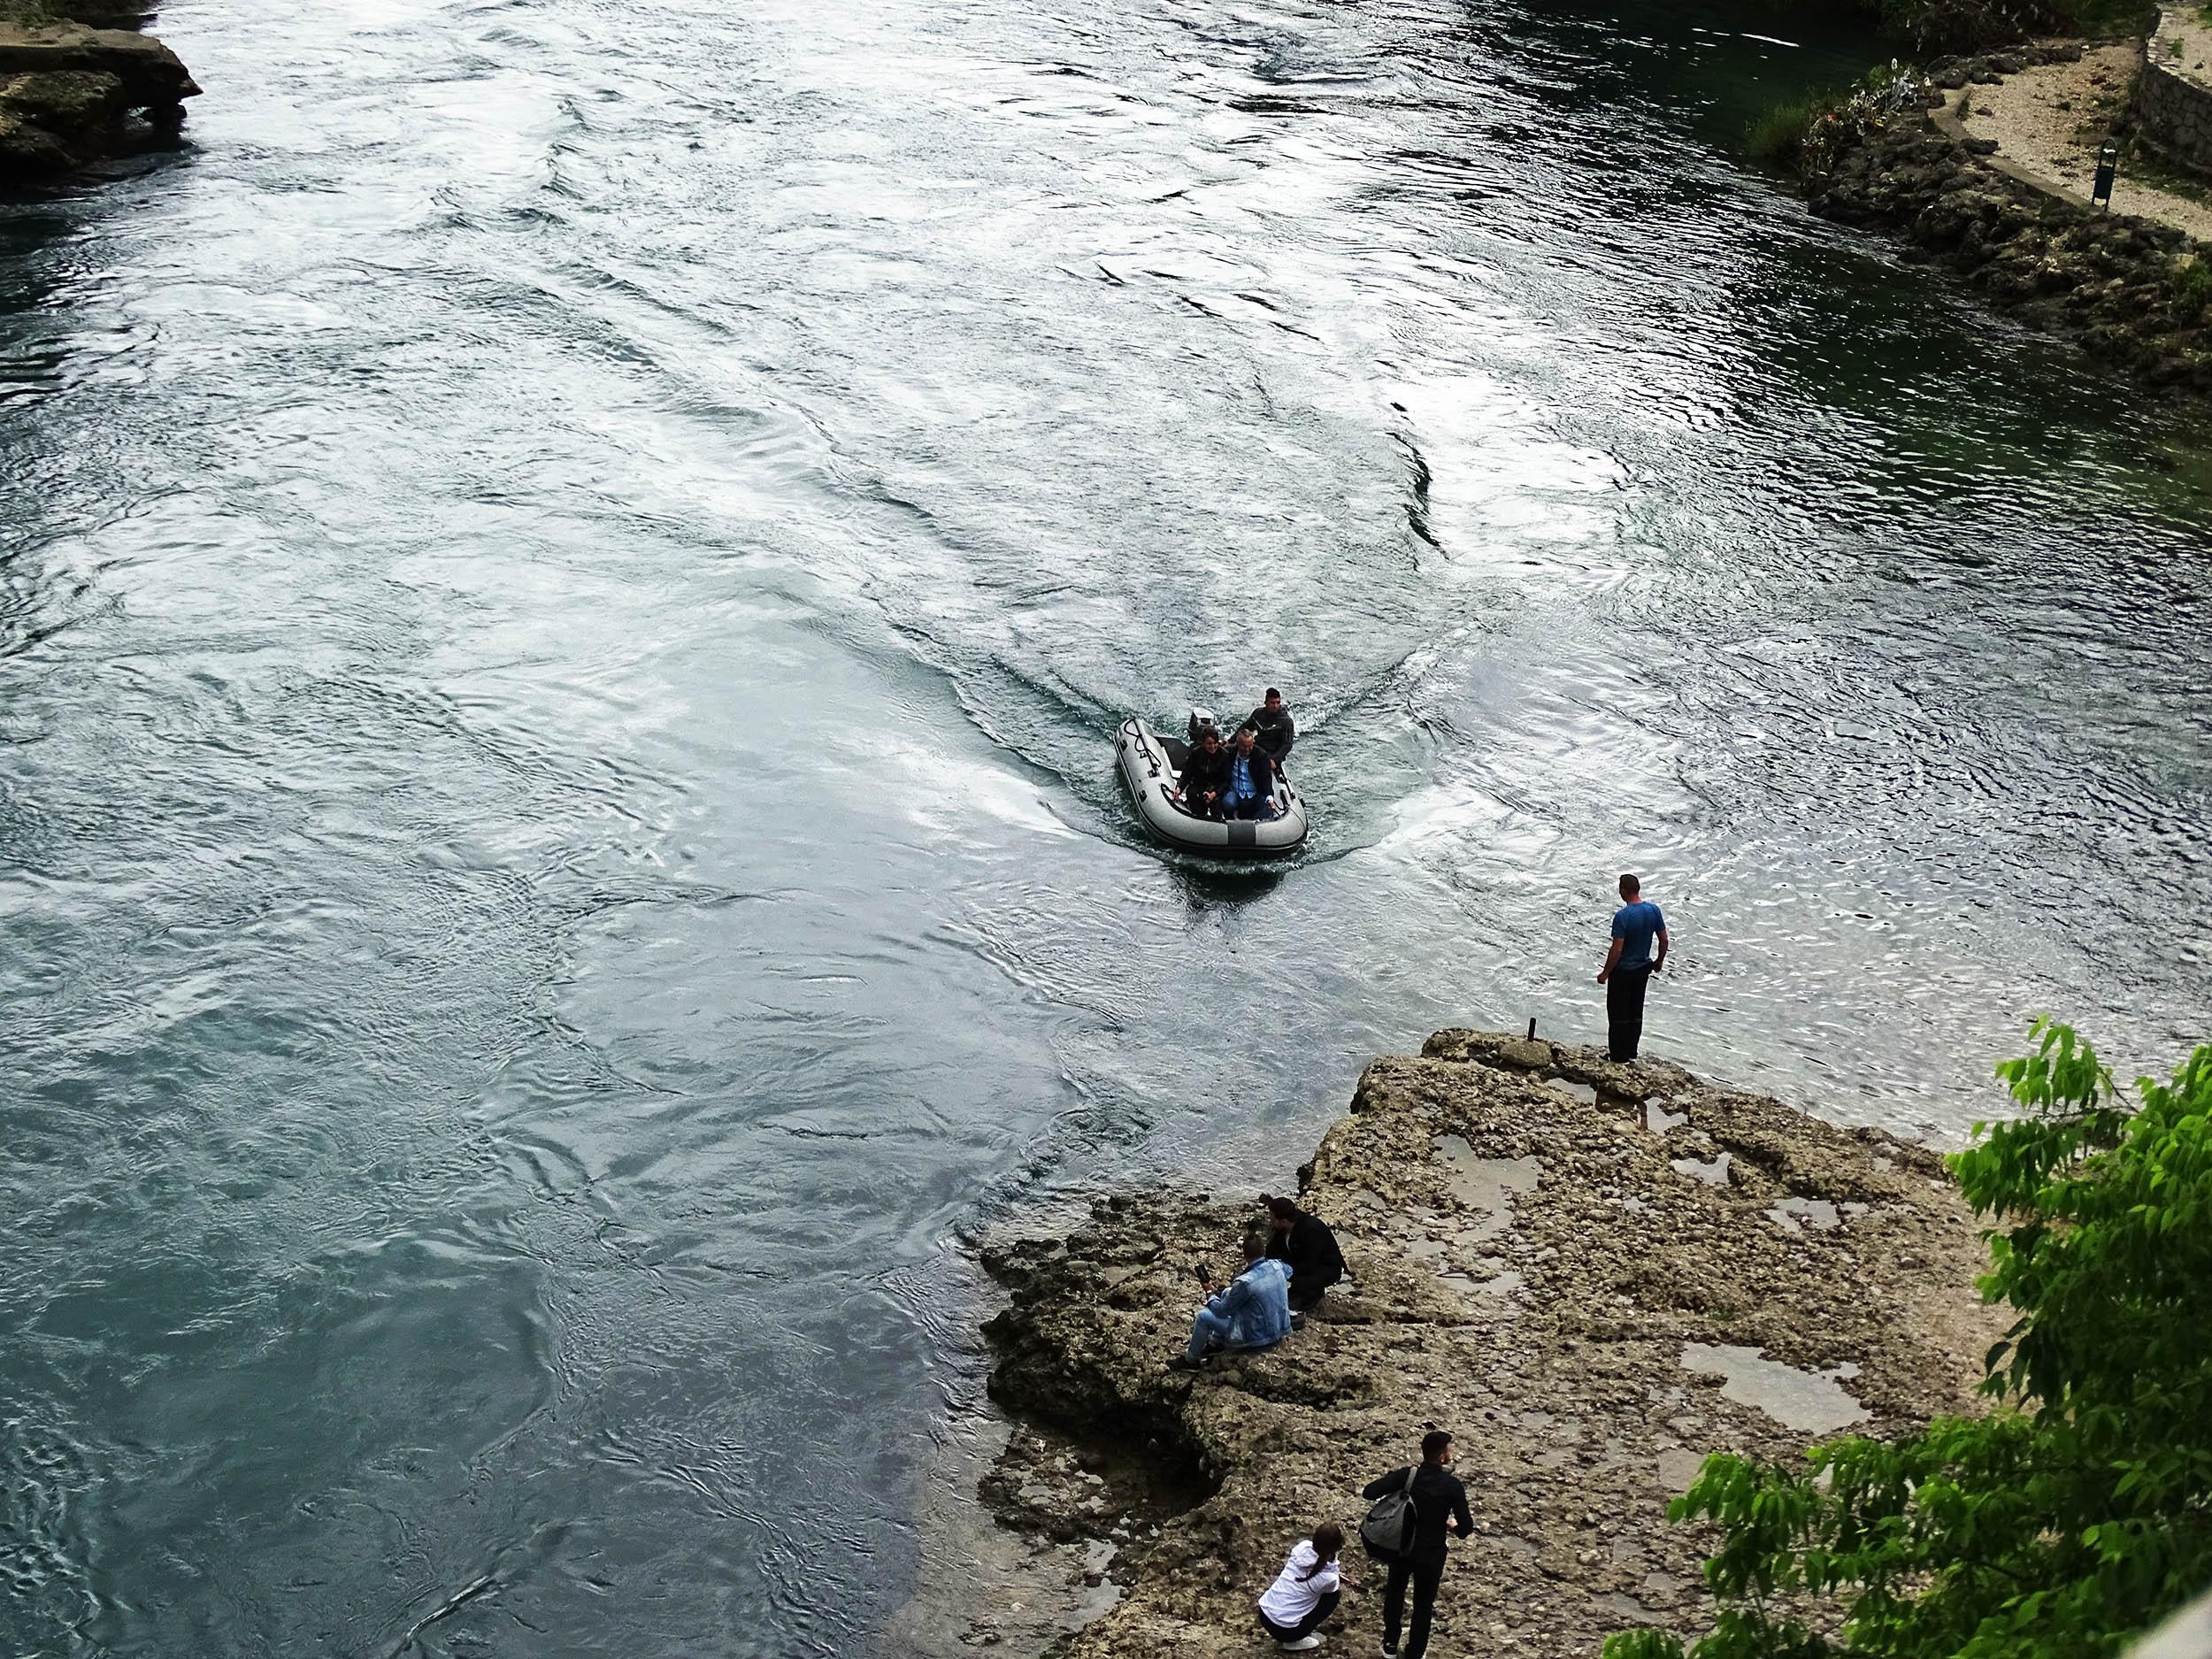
<box><xmin>1176</xmin><ymin>724</ymin><xmax>1233</xmax><ymax>819</ymax></box>
<box><xmin>1248</xmin><ymin>687</ymin><xmax>1295</xmax><ymax>764</ymax></box>
<box><xmin>1263</xmin><ymin>1194</ymin><xmax>1345</xmax><ymax>1314</ymax></box>
<box><xmin>1223</xmin><ymin>725</ymin><xmax>1281</xmax><ymax>820</ymax></box>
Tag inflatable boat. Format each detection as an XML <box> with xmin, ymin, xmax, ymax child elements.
<box><xmin>1115</xmin><ymin>710</ymin><xmax>1309</xmax><ymax>860</ymax></box>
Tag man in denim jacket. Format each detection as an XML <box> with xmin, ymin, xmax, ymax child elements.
<box><xmin>1172</xmin><ymin>1225</ymin><xmax>1293</xmax><ymax>1369</ymax></box>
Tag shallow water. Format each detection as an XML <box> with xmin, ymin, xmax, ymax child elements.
<box><xmin>1681</xmin><ymin>1342</ymin><xmax>1869</xmax><ymax>1436</ymax></box>
<box><xmin>4</xmin><ymin>0</ymin><xmax>2209</xmax><ymax>1652</ymax></box>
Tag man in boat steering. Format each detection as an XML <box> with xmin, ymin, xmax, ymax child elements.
<box><xmin>1248</xmin><ymin>687</ymin><xmax>1294</xmax><ymax>764</ymax></box>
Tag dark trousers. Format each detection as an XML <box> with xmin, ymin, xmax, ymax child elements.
<box><xmin>1383</xmin><ymin>1555</ymin><xmax>1444</xmax><ymax>1657</ymax></box>
<box><xmin>1287</xmin><ymin>1279</ymin><xmax>1330</xmax><ymax>1314</ymax></box>
<box><xmin>1606</xmin><ymin>964</ymin><xmax>1652</xmax><ymax>1062</ymax></box>
<box><xmin>1227</xmin><ymin>794</ymin><xmax>1277</xmax><ymax>820</ymax></box>
<box><xmin>1258</xmin><ymin>1587</ymin><xmax>1340</xmax><ymax>1643</ymax></box>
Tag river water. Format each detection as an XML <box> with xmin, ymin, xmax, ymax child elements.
<box><xmin>4</xmin><ymin>0</ymin><xmax>2209</xmax><ymax>1652</ymax></box>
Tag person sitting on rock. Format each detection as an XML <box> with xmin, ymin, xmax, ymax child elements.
<box><xmin>1222</xmin><ymin>724</ymin><xmax>1282</xmax><ymax>821</ymax></box>
<box><xmin>1173</xmin><ymin>724</ymin><xmax>1233</xmax><ymax>820</ymax></box>
<box><xmin>1171</xmin><ymin>1224</ymin><xmax>1291</xmax><ymax>1370</ymax></box>
<box><xmin>1263</xmin><ymin>1194</ymin><xmax>1345</xmax><ymax>1315</ymax></box>
<box><xmin>1256</xmin><ymin>1521</ymin><xmax>1348</xmax><ymax>1653</ymax></box>
<box><xmin>1248</xmin><ymin>686</ymin><xmax>1295</xmax><ymax>764</ymax></box>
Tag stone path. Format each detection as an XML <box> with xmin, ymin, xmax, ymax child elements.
<box><xmin>1952</xmin><ymin>43</ymin><xmax>2212</xmax><ymax>245</ymax></box>
<box><xmin>2153</xmin><ymin>5</ymin><xmax>2212</xmax><ymax>88</ymax></box>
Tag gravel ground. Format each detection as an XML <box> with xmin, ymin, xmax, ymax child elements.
<box><xmin>2158</xmin><ymin>7</ymin><xmax>2212</xmax><ymax>87</ymax></box>
<box><xmin>1958</xmin><ymin>45</ymin><xmax>2212</xmax><ymax>243</ymax></box>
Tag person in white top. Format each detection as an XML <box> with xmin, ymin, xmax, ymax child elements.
<box><xmin>1256</xmin><ymin>1522</ymin><xmax>1348</xmax><ymax>1652</ymax></box>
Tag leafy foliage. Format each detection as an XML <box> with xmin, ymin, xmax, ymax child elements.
<box><xmin>1607</xmin><ymin>1022</ymin><xmax>2212</xmax><ymax>1659</ymax></box>
<box><xmin>1878</xmin><ymin>0</ymin><xmax>2082</xmax><ymax>50</ymax></box>
<box><xmin>2169</xmin><ymin>255</ymin><xmax>2212</xmax><ymax>323</ymax></box>
<box><xmin>1745</xmin><ymin>96</ymin><xmax>1826</xmax><ymax>169</ymax></box>
<box><xmin>1746</xmin><ymin>65</ymin><xmax>1931</xmax><ymax>179</ymax></box>
<box><xmin>1783</xmin><ymin>0</ymin><xmax>2156</xmax><ymax>50</ymax></box>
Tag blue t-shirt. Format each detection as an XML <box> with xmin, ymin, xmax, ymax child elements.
<box><xmin>1612</xmin><ymin>900</ymin><xmax>1665</xmax><ymax>971</ymax></box>
<box><xmin>1227</xmin><ymin>753</ymin><xmax>1257</xmax><ymax>802</ymax></box>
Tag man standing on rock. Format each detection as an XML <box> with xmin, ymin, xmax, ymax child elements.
<box><xmin>1596</xmin><ymin>872</ymin><xmax>1668</xmax><ymax>1063</ymax></box>
<box><xmin>1362</xmin><ymin>1430</ymin><xmax>1472</xmax><ymax>1659</ymax></box>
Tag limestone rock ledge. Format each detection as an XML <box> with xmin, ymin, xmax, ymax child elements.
<box><xmin>0</xmin><ymin>17</ymin><xmax>198</xmax><ymax>183</ymax></box>
<box><xmin>976</xmin><ymin>1033</ymin><xmax>2001</xmax><ymax>1659</ymax></box>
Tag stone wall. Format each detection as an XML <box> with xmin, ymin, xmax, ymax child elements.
<box><xmin>2135</xmin><ymin>12</ymin><xmax>2212</xmax><ymax>176</ymax></box>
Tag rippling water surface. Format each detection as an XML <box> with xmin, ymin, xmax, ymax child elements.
<box><xmin>5</xmin><ymin>0</ymin><xmax>2210</xmax><ymax>1651</ymax></box>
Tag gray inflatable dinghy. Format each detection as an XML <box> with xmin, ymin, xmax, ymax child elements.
<box><xmin>1115</xmin><ymin>709</ymin><xmax>1309</xmax><ymax>859</ymax></box>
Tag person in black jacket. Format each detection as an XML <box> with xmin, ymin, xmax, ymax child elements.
<box><xmin>1361</xmin><ymin>1430</ymin><xmax>1473</xmax><ymax>1659</ymax></box>
<box><xmin>1248</xmin><ymin>687</ymin><xmax>1295</xmax><ymax>764</ymax></box>
<box><xmin>1174</xmin><ymin>725</ymin><xmax>1233</xmax><ymax>819</ymax></box>
<box><xmin>1263</xmin><ymin>1194</ymin><xmax>1344</xmax><ymax>1314</ymax></box>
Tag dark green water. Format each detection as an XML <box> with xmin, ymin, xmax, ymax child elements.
<box><xmin>4</xmin><ymin>0</ymin><xmax>2208</xmax><ymax>1653</ymax></box>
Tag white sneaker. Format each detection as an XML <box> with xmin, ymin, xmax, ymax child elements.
<box><xmin>1276</xmin><ymin>1639</ymin><xmax>1324</xmax><ymax>1653</ymax></box>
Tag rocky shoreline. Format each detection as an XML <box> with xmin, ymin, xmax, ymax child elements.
<box><xmin>0</xmin><ymin>4</ymin><xmax>196</xmax><ymax>186</ymax></box>
<box><xmin>1800</xmin><ymin>43</ymin><xmax>2212</xmax><ymax>395</ymax></box>
<box><xmin>970</xmin><ymin>1032</ymin><xmax>2001</xmax><ymax>1658</ymax></box>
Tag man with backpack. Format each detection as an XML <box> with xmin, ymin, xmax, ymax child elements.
<box><xmin>1359</xmin><ymin>1429</ymin><xmax>1473</xmax><ymax>1659</ymax></box>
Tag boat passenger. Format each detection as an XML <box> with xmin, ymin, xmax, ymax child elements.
<box><xmin>1248</xmin><ymin>687</ymin><xmax>1295</xmax><ymax>764</ymax></box>
<box><xmin>1171</xmin><ymin>1225</ymin><xmax>1292</xmax><ymax>1370</ymax></box>
<box><xmin>1263</xmin><ymin>1194</ymin><xmax>1345</xmax><ymax>1314</ymax></box>
<box><xmin>1175</xmin><ymin>724</ymin><xmax>1233</xmax><ymax>819</ymax></box>
<box><xmin>1225</xmin><ymin>725</ymin><xmax>1281</xmax><ymax>820</ymax></box>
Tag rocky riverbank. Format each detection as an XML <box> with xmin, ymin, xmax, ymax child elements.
<box><xmin>1794</xmin><ymin>45</ymin><xmax>2212</xmax><ymax>394</ymax></box>
<box><xmin>0</xmin><ymin>4</ymin><xmax>196</xmax><ymax>185</ymax></box>
<box><xmin>972</xmin><ymin>1032</ymin><xmax>2001</xmax><ymax>1658</ymax></box>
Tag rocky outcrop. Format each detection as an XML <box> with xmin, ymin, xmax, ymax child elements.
<box><xmin>0</xmin><ymin>14</ymin><xmax>197</xmax><ymax>184</ymax></box>
<box><xmin>1794</xmin><ymin>43</ymin><xmax>2212</xmax><ymax>396</ymax></box>
<box><xmin>976</xmin><ymin>1033</ymin><xmax>2000</xmax><ymax>1659</ymax></box>
<box><xmin>1806</xmin><ymin>115</ymin><xmax>2212</xmax><ymax>391</ymax></box>
<box><xmin>1923</xmin><ymin>38</ymin><xmax>2089</xmax><ymax>89</ymax></box>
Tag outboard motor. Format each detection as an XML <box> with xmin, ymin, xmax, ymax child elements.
<box><xmin>1187</xmin><ymin>708</ymin><xmax>1219</xmax><ymax>745</ymax></box>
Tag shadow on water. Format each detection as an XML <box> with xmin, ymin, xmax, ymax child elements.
<box><xmin>1164</xmin><ymin>856</ymin><xmax>1293</xmax><ymax>909</ymax></box>
<box><xmin>0</xmin><ymin>128</ymin><xmax>194</xmax><ymax>213</ymax></box>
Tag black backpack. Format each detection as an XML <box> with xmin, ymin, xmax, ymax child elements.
<box><xmin>1359</xmin><ymin>1466</ymin><xmax>1419</xmax><ymax>1561</ymax></box>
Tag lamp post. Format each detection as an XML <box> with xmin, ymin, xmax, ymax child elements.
<box><xmin>2093</xmin><ymin>140</ymin><xmax>2119</xmax><ymax>209</ymax></box>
